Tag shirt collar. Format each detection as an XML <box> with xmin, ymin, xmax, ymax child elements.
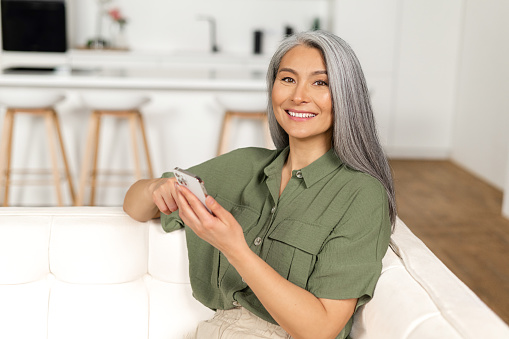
<box><xmin>263</xmin><ymin>147</ymin><xmax>343</xmax><ymax>188</ymax></box>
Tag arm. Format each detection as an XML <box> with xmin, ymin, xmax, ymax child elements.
<box><xmin>174</xmin><ymin>184</ymin><xmax>356</xmax><ymax>339</ymax></box>
<box><xmin>123</xmin><ymin>177</ymin><xmax>178</xmax><ymax>222</ymax></box>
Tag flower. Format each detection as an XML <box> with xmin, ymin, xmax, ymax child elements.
<box><xmin>108</xmin><ymin>8</ymin><xmax>127</xmax><ymax>26</ymax></box>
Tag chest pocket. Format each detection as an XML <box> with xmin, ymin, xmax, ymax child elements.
<box><xmin>266</xmin><ymin>220</ymin><xmax>331</xmax><ymax>289</ymax></box>
<box><xmin>213</xmin><ymin>195</ymin><xmax>261</xmax><ymax>287</ymax></box>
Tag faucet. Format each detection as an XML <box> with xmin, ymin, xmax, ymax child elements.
<box><xmin>198</xmin><ymin>15</ymin><xmax>219</xmax><ymax>53</ymax></box>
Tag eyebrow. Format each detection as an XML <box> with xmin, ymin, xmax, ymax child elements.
<box><xmin>278</xmin><ymin>67</ymin><xmax>327</xmax><ymax>76</ymax></box>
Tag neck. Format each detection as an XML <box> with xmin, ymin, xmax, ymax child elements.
<box><xmin>286</xmin><ymin>136</ymin><xmax>331</xmax><ymax>171</ymax></box>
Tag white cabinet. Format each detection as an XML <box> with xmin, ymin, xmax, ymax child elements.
<box><xmin>332</xmin><ymin>0</ymin><xmax>463</xmax><ymax>158</ymax></box>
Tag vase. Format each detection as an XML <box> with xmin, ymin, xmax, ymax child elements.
<box><xmin>112</xmin><ymin>23</ymin><xmax>128</xmax><ymax>50</ymax></box>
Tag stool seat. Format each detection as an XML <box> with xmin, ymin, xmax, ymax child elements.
<box><xmin>81</xmin><ymin>92</ymin><xmax>150</xmax><ymax>111</ymax></box>
<box><xmin>216</xmin><ymin>93</ymin><xmax>267</xmax><ymax>112</ymax></box>
<box><xmin>0</xmin><ymin>89</ymin><xmax>64</xmax><ymax>108</ymax></box>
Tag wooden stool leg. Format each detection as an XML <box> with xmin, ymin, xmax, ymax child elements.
<box><xmin>217</xmin><ymin>111</ymin><xmax>234</xmax><ymax>156</ymax></box>
<box><xmin>77</xmin><ymin>112</ymin><xmax>99</xmax><ymax>205</ymax></box>
<box><xmin>136</xmin><ymin>111</ymin><xmax>153</xmax><ymax>178</ymax></box>
<box><xmin>89</xmin><ymin>112</ymin><xmax>102</xmax><ymax>206</ymax></box>
<box><xmin>44</xmin><ymin>110</ymin><xmax>64</xmax><ymax>206</ymax></box>
<box><xmin>128</xmin><ymin>112</ymin><xmax>142</xmax><ymax>180</ymax></box>
<box><xmin>51</xmin><ymin>109</ymin><xmax>76</xmax><ymax>205</ymax></box>
<box><xmin>0</xmin><ymin>109</ymin><xmax>15</xmax><ymax>206</ymax></box>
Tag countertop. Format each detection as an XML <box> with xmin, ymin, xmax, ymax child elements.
<box><xmin>0</xmin><ymin>67</ymin><xmax>267</xmax><ymax>91</ymax></box>
<box><xmin>0</xmin><ymin>50</ymin><xmax>270</xmax><ymax>91</ymax></box>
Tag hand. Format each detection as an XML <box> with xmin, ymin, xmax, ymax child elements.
<box><xmin>150</xmin><ymin>177</ymin><xmax>179</xmax><ymax>215</ymax></box>
<box><xmin>174</xmin><ymin>183</ymin><xmax>248</xmax><ymax>257</ymax></box>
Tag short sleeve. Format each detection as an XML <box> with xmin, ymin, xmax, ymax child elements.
<box><xmin>306</xmin><ymin>178</ymin><xmax>391</xmax><ymax>310</ymax></box>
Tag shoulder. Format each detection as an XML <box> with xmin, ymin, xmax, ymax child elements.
<box><xmin>185</xmin><ymin>147</ymin><xmax>279</xmax><ymax>190</ymax></box>
<box><xmin>336</xmin><ymin>166</ymin><xmax>387</xmax><ymax>202</ymax></box>
<box><xmin>161</xmin><ymin>147</ymin><xmax>277</xmax><ymax>178</ymax></box>
<box><xmin>218</xmin><ymin>147</ymin><xmax>278</xmax><ymax>163</ymax></box>
<box><xmin>325</xmin><ymin>167</ymin><xmax>390</xmax><ymax>232</ymax></box>
<box><xmin>192</xmin><ymin>147</ymin><xmax>277</xmax><ymax>173</ymax></box>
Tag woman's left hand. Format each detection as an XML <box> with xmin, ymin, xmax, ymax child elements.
<box><xmin>174</xmin><ymin>183</ymin><xmax>248</xmax><ymax>258</ymax></box>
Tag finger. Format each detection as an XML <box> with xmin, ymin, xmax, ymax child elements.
<box><xmin>205</xmin><ymin>196</ymin><xmax>233</xmax><ymax>224</ymax></box>
<box><xmin>152</xmin><ymin>184</ymin><xmax>176</xmax><ymax>215</ymax></box>
<box><xmin>174</xmin><ymin>184</ymin><xmax>202</xmax><ymax>227</ymax></box>
<box><xmin>177</xmin><ymin>184</ymin><xmax>214</xmax><ymax>222</ymax></box>
<box><xmin>159</xmin><ymin>179</ymin><xmax>177</xmax><ymax>212</ymax></box>
<box><xmin>162</xmin><ymin>193</ymin><xmax>178</xmax><ymax>213</ymax></box>
<box><xmin>153</xmin><ymin>193</ymin><xmax>171</xmax><ymax>215</ymax></box>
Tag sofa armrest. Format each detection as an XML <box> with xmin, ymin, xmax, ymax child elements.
<box><xmin>351</xmin><ymin>217</ymin><xmax>509</xmax><ymax>339</ymax></box>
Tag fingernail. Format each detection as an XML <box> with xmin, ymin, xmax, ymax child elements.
<box><xmin>206</xmin><ymin>195</ymin><xmax>214</xmax><ymax>205</ymax></box>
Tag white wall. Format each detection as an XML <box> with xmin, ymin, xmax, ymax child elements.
<box><xmin>331</xmin><ymin>0</ymin><xmax>400</xmax><ymax>148</ymax></box>
<box><xmin>391</xmin><ymin>0</ymin><xmax>463</xmax><ymax>158</ymax></box>
<box><xmin>70</xmin><ymin>0</ymin><xmax>329</xmax><ymax>55</ymax></box>
<box><xmin>451</xmin><ymin>0</ymin><xmax>509</xmax><ymax>191</ymax></box>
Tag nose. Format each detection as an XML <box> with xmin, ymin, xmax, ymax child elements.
<box><xmin>291</xmin><ymin>83</ymin><xmax>310</xmax><ymax>104</ymax></box>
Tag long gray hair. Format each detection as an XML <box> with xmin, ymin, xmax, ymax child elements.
<box><xmin>266</xmin><ymin>30</ymin><xmax>397</xmax><ymax>227</ymax></box>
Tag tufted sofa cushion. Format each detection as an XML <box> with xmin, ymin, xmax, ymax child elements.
<box><xmin>0</xmin><ymin>207</ymin><xmax>213</xmax><ymax>339</ymax></box>
<box><xmin>0</xmin><ymin>207</ymin><xmax>508</xmax><ymax>339</ymax></box>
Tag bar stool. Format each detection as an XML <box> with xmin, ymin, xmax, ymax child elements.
<box><xmin>216</xmin><ymin>93</ymin><xmax>272</xmax><ymax>156</ymax></box>
<box><xmin>77</xmin><ymin>92</ymin><xmax>153</xmax><ymax>206</ymax></box>
<box><xmin>0</xmin><ymin>89</ymin><xmax>75</xmax><ymax>206</ymax></box>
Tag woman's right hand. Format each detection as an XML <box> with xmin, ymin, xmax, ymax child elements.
<box><xmin>150</xmin><ymin>177</ymin><xmax>179</xmax><ymax>215</ymax></box>
<box><xmin>124</xmin><ymin>177</ymin><xmax>178</xmax><ymax>221</ymax></box>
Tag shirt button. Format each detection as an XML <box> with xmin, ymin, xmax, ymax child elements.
<box><xmin>296</xmin><ymin>170</ymin><xmax>303</xmax><ymax>179</ymax></box>
<box><xmin>271</xmin><ymin>206</ymin><xmax>276</xmax><ymax>214</ymax></box>
<box><xmin>232</xmin><ymin>301</ymin><xmax>241</xmax><ymax>307</ymax></box>
<box><xmin>254</xmin><ymin>237</ymin><xmax>262</xmax><ymax>246</ymax></box>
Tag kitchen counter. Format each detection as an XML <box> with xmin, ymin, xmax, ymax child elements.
<box><xmin>0</xmin><ymin>50</ymin><xmax>270</xmax><ymax>92</ymax></box>
<box><xmin>0</xmin><ymin>67</ymin><xmax>267</xmax><ymax>91</ymax></box>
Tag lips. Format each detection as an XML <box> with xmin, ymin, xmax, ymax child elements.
<box><xmin>286</xmin><ymin>110</ymin><xmax>317</xmax><ymax>118</ymax></box>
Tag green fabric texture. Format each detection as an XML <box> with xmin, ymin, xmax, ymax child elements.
<box><xmin>161</xmin><ymin>147</ymin><xmax>391</xmax><ymax>339</ymax></box>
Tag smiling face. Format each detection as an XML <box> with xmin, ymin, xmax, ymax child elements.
<box><xmin>271</xmin><ymin>45</ymin><xmax>333</xmax><ymax>148</ymax></box>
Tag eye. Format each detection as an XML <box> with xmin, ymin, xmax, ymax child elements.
<box><xmin>281</xmin><ymin>77</ymin><xmax>295</xmax><ymax>83</ymax></box>
<box><xmin>314</xmin><ymin>80</ymin><xmax>328</xmax><ymax>86</ymax></box>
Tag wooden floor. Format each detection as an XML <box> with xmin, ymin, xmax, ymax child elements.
<box><xmin>389</xmin><ymin>159</ymin><xmax>509</xmax><ymax>325</ymax></box>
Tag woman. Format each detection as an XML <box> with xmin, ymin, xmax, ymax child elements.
<box><xmin>124</xmin><ymin>30</ymin><xmax>396</xmax><ymax>339</ymax></box>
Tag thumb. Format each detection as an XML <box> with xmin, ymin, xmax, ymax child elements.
<box><xmin>206</xmin><ymin>196</ymin><xmax>231</xmax><ymax>222</ymax></box>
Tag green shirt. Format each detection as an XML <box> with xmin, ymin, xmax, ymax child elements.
<box><xmin>161</xmin><ymin>147</ymin><xmax>390</xmax><ymax>339</ymax></box>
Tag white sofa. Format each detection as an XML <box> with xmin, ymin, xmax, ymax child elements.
<box><xmin>0</xmin><ymin>207</ymin><xmax>508</xmax><ymax>339</ymax></box>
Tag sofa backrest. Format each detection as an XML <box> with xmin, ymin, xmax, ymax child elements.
<box><xmin>0</xmin><ymin>207</ymin><xmax>508</xmax><ymax>339</ymax></box>
<box><xmin>0</xmin><ymin>207</ymin><xmax>213</xmax><ymax>339</ymax></box>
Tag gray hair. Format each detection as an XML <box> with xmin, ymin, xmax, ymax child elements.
<box><xmin>266</xmin><ymin>30</ymin><xmax>397</xmax><ymax>227</ymax></box>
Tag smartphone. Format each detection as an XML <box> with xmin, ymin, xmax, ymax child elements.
<box><xmin>173</xmin><ymin>167</ymin><xmax>211</xmax><ymax>213</ymax></box>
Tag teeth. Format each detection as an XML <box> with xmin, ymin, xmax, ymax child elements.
<box><xmin>287</xmin><ymin>111</ymin><xmax>317</xmax><ymax>118</ymax></box>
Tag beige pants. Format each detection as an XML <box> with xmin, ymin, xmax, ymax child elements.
<box><xmin>185</xmin><ymin>307</ymin><xmax>292</xmax><ymax>339</ymax></box>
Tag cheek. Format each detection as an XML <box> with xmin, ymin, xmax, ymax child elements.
<box><xmin>271</xmin><ymin>84</ymin><xmax>283</xmax><ymax>107</ymax></box>
<box><xmin>317</xmin><ymin>92</ymin><xmax>332</xmax><ymax>112</ymax></box>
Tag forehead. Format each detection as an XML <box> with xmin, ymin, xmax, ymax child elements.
<box><xmin>279</xmin><ymin>45</ymin><xmax>326</xmax><ymax>71</ymax></box>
